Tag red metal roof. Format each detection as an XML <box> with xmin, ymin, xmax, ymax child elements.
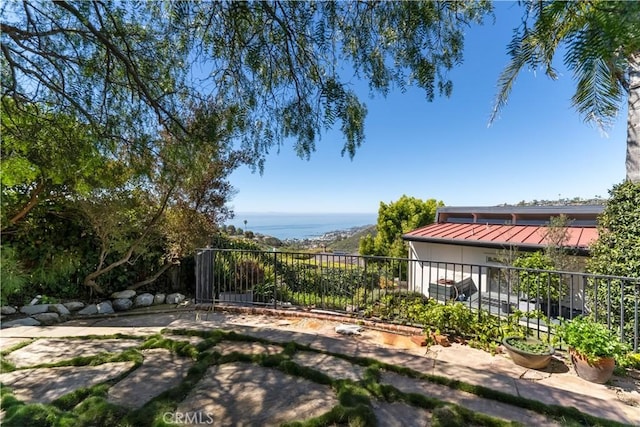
<box><xmin>403</xmin><ymin>223</ymin><xmax>598</xmax><ymax>252</ymax></box>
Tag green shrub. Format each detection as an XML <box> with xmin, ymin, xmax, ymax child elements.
<box><xmin>557</xmin><ymin>315</ymin><xmax>630</xmax><ymax>363</ymax></box>
<box><xmin>587</xmin><ymin>180</ymin><xmax>640</xmax><ymax>345</ymax></box>
<box><xmin>512</xmin><ymin>251</ymin><xmax>565</xmax><ymax>304</ymax></box>
<box><xmin>0</xmin><ymin>245</ymin><xmax>29</xmax><ymax>305</ymax></box>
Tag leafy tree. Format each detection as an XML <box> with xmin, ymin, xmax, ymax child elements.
<box><xmin>360</xmin><ymin>195</ymin><xmax>443</xmax><ymax>258</ymax></box>
<box><xmin>512</xmin><ymin>251</ymin><xmax>565</xmax><ymax>317</ymax></box>
<box><xmin>491</xmin><ymin>1</ymin><xmax>640</xmax><ymax>182</ymax></box>
<box><xmin>0</xmin><ymin>101</ymin><xmax>120</xmax><ymax>231</ymax></box>
<box><xmin>588</xmin><ymin>181</ymin><xmax>640</xmax><ymax>277</ymax></box>
<box><xmin>0</xmin><ymin>245</ymin><xmax>29</xmax><ymax>305</ymax></box>
<box><xmin>1</xmin><ymin>1</ymin><xmax>492</xmax><ymax>295</ymax></box>
<box><xmin>544</xmin><ymin>214</ymin><xmax>581</xmax><ymax>272</ymax></box>
<box><xmin>587</xmin><ymin>181</ymin><xmax>640</xmax><ymax>343</ymax></box>
<box><xmin>2</xmin><ymin>1</ymin><xmax>492</xmax><ymax>170</ymax></box>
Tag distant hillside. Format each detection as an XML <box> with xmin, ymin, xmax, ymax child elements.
<box><xmin>327</xmin><ymin>225</ymin><xmax>376</xmax><ymax>254</ymax></box>
<box><xmin>507</xmin><ymin>197</ymin><xmax>606</xmax><ymax>207</ymax></box>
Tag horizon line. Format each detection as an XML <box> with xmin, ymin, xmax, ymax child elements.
<box><xmin>229</xmin><ymin>211</ymin><xmax>378</xmax><ymax>215</ymax></box>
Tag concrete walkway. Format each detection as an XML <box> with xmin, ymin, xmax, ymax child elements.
<box><xmin>1</xmin><ymin>308</ymin><xmax>638</xmax><ymax>426</ymax></box>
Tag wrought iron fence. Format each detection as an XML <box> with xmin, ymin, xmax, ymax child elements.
<box><xmin>195</xmin><ymin>248</ymin><xmax>640</xmax><ymax>351</ymax></box>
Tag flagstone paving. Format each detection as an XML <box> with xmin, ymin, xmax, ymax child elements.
<box><xmin>107</xmin><ymin>348</ymin><xmax>194</xmax><ymax>409</ymax></box>
<box><xmin>0</xmin><ymin>362</ymin><xmax>135</xmax><ymax>404</ymax></box>
<box><xmin>174</xmin><ymin>362</ymin><xmax>338</xmax><ymax>426</ymax></box>
<box><xmin>212</xmin><ymin>341</ymin><xmax>283</xmax><ymax>356</ymax></box>
<box><xmin>292</xmin><ymin>351</ymin><xmax>367</xmax><ymax>382</ymax></box>
<box><xmin>3</xmin><ymin>338</ymin><xmax>142</xmax><ymax>367</ymax></box>
<box><xmin>1</xmin><ymin>308</ymin><xmax>639</xmax><ymax>426</ymax></box>
<box><xmin>380</xmin><ymin>370</ymin><xmax>562</xmax><ymax>426</ymax></box>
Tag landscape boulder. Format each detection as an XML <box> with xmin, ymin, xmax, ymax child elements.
<box><xmin>1</xmin><ymin>306</ymin><xmax>17</xmax><ymax>315</ymax></box>
<box><xmin>63</xmin><ymin>301</ymin><xmax>85</xmax><ymax>311</ymax></box>
<box><xmin>153</xmin><ymin>293</ymin><xmax>166</xmax><ymax>305</ymax></box>
<box><xmin>50</xmin><ymin>304</ymin><xmax>71</xmax><ymax>316</ymax></box>
<box><xmin>33</xmin><ymin>312</ymin><xmax>60</xmax><ymax>325</ymax></box>
<box><xmin>134</xmin><ymin>293</ymin><xmax>154</xmax><ymax>307</ymax></box>
<box><xmin>19</xmin><ymin>304</ymin><xmax>50</xmax><ymax>316</ymax></box>
<box><xmin>166</xmin><ymin>293</ymin><xmax>185</xmax><ymax>304</ymax></box>
<box><xmin>97</xmin><ymin>301</ymin><xmax>114</xmax><ymax>314</ymax></box>
<box><xmin>2</xmin><ymin>317</ymin><xmax>41</xmax><ymax>327</ymax></box>
<box><xmin>77</xmin><ymin>304</ymin><xmax>98</xmax><ymax>316</ymax></box>
<box><xmin>111</xmin><ymin>290</ymin><xmax>136</xmax><ymax>299</ymax></box>
<box><xmin>113</xmin><ymin>298</ymin><xmax>134</xmax><ymax>311</ymax></box>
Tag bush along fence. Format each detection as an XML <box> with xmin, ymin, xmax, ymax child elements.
<box><xmin>195</xmin><ymin>248</ymin><xmax>639</xmax><ymax>352</ymax></box>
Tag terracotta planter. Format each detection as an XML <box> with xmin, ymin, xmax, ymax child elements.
<box><xmin>502</xmin><ymin>337</ymin><xmax>554</xmax><ymax>369</ymax></box>
<box><xmin>569</xmin><ymin>348</ymin><xmax>615</xmax><ymax>384</ymax></box>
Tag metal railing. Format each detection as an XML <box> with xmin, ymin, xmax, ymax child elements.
<box><xmin>195</xmin><ymin>248</ymin><xmax>640</xmax><ymax>351</ymax></box>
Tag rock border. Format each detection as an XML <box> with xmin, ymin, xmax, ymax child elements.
<box><xmin>0</xmin><ymin>292</ymin><xmax>186</xmax><ymax>328</ymax></box>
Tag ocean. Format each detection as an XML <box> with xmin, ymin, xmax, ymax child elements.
<box><xmin>225</xmin><ymin>212</ymin><xmax>377</xmax><ymax>240</ymax></box>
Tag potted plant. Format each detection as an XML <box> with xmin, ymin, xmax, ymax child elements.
<box><xmin>557</xmin><ymin>315</ymin><xmax>629</xmax><ymax>384</ymax></box>
<box><xmin>502</xmin><ymin>336</ymin><xmax>555</xmax><ymax>369</ymax></box>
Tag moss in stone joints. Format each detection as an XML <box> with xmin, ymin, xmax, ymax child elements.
<box><xmin>0</xmin><ymin>327</ymin><xmax>628</xmax><ymax>427</ymax></box>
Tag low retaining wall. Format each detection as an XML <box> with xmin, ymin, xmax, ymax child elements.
<box><xmin>195</xmin><ymin>303</ymin><xmax>425</xmax><ymax>336</ymax></box>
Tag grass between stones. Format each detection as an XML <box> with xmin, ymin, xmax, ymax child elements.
<box><xmin>0</xmin><ymin>328</ymin><xmax>629</xmax><ymax>427</ymax></box>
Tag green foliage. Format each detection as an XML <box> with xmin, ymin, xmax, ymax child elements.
<box><xmin>587</xmin><ymin>181</ymin><xmax>640</xmax><ymax>344</ymax></box>
<box><xmin>557</xmin><ymin>316</ymin><xmax>630</xmax><ymax>363</ymax></box>
<box><xmin>1</xmin><ymin>1</ymin><xmax>493</xmax><ymax>297</ymax></box>
<box><xmin>588</xmin><ymin>181</ymin><xmax>640</xmax><ymax>277</ymax></box>
<box><xmin>544</xmin><ymin>214</ymin><xmax>580</xmax><ymax>272</ymax></box>
<box><xmin>365</xmin><ymin>294</ymin><xmax>529</xmax><ymax>352</ymax></box>
<box><xmin>0</xmin><ymin>245</ymin><xmax>28</xmax><ymax>305</ymax></box>
<box><xmin>2</xmin><ymin>1</ymin><xmax>492</xmax><ymax>170</ymax></box>
<box><xmin>360</xmin><ymin>196</ymin><xmax>444</xmax><ymax>259</ymax></box>
<box><xmin>0</xmin><ymin>326</ymin><xmax>619</xmax><ymax>427</ymax></box>
<box><xmin>491</xmin><ymin>1</ymin><xmax>640</xmax><ymax>182</ymax></box>
<box><xmin>503</xmin><ymin>337</ymin><xmax>553</xmax><ymax>355</ymax></box>
<box><xmin>0</xmin><ymin>101</ymin><xmax>114</xmax><ymax>230</ymax></box>
<box><xmin>492</xmin><ymin>0</ymin><xmax>640</xmax><ymax>130</ymax></box>
<box><xmin>1</xmin><ymin>201</ymin><xmax>104</xmax><ymax>302</ymax></box>
<box><xmin>431</xmin><ymin>405</ymin><xmax>465</xmax><ymax>427</ymax></box>
<box><xmin>512</xmin><ymin>252</ymin><xmax>565</xmax><ymax>302</ymax></box>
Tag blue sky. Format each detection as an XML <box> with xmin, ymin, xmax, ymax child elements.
<box><xmin>227</xmin><ymin>2</ymin><xmax>627</xmax><ymax>214</ymax></box>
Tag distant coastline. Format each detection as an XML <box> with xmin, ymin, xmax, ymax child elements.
<box><xmin>225</xmin><ymin>212</ymin><xmax>377</xmax><ymax>240</ymax></box>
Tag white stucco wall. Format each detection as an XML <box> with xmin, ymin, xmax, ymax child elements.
<box><xmin>407</xmin><ymin>241</ymin><xmax>502</xmax><ymax>297</ymax></box>
<box><xmin>406</xmin><ymin>240</ymin><xmax>587</xmax><ymax>309</ymax></box>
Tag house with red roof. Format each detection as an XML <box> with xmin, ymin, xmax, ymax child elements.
<box><xmin>402</xmin><ymin>205</ymin><xmax>603</xmax><ymax>314</ymax></box>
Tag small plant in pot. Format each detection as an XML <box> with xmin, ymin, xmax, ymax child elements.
<box><xmin>502</xmin><ymin>336</ymin><xmax>555</xmax><ymax>369</ymax></box>
<box><xmin>557</xmin><ymin>315</ymin><xmax>630</xmax><ymax>384</ymax></box>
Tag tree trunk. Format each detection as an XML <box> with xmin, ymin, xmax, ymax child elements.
<box><xmin>82</xmin><ymin>184</ymin><xmax>176</xmax><ymax>294</ymax></box>
<box><xmin>626</xmin><ymin>51</ymin><xmax>640</xmax><ymax>183</ymax></box>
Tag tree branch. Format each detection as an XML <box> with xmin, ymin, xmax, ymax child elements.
<box><xmin>129</xmin><ymin>262</ymin><xmax>175</xmax><ymax>290</ymax></box>
<box><xmin>53</xmin><ymin>0</ymin><xmax>188</xmax><ymax>135</ymax></box>
<box><xmin>5</xmin><ymin>179</ymin><xmax>46</xmax><ymax>227</ymax></box>
<box><xmin>82</xmin><ymin>183</ymin><xmax>177</xmax><ymax>293</ymax></box>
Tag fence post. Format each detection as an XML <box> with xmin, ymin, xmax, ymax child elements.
<box><xmin>195</xmin><ymin>250</ymin><xmax>202</xmax><ymax>303</ymax></box>
<box><xmin>273</xmin><ymin>250</ymin><xmax>278</xmax><ymax>309</ymax></box>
